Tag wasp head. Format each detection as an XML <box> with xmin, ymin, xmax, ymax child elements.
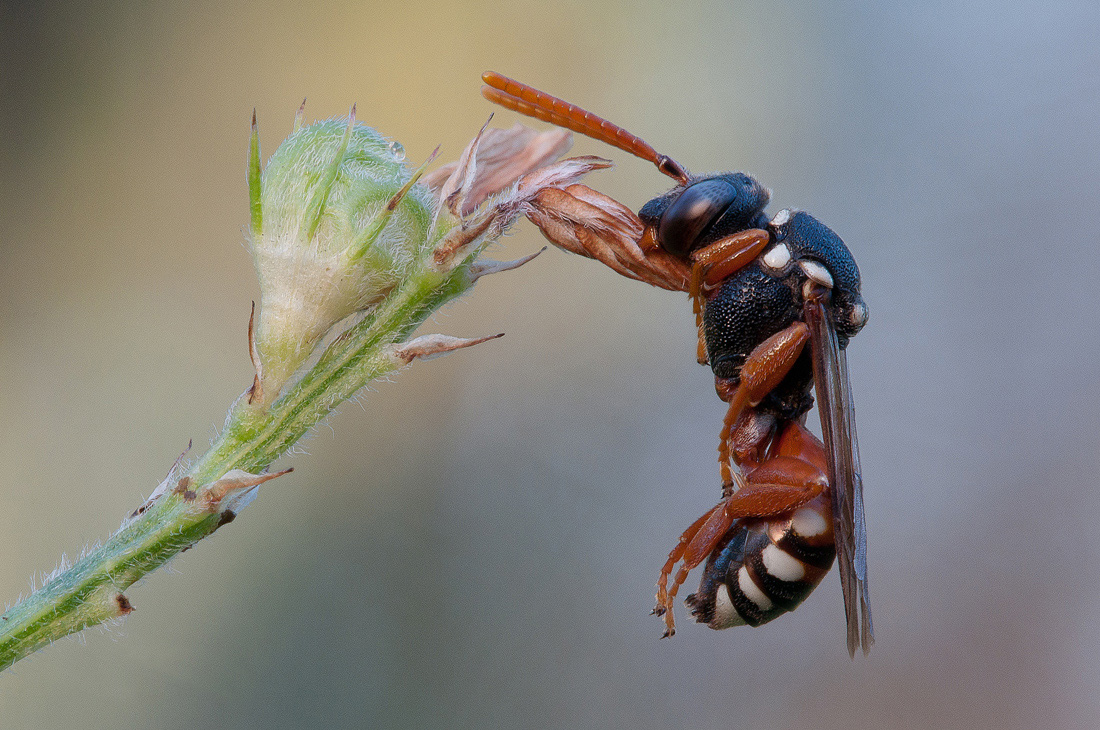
<box><xmin>640</xmin><ymin>172</ymin><xmax>771</xmax><ymax>259</ymax></box>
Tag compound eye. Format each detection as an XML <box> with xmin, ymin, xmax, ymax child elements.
<box><xmin>658</xmin><ymin>179</ymin><xmax>737</xmax><ymax>258</ymax></box>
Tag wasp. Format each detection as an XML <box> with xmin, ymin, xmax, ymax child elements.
<box><xmin>481</xmin><ymin>72</ymin><xmax>873</xmax><ymax>656</ymax></box>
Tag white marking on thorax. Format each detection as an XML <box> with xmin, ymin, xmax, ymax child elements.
<box><xmin>712</xmin><ymin>583</ymin><xmax>747</xmax><ymax>628</ymax></box>
<box><xmin>762</xmin><ymin>543</ymin><xmax>807</xmax><ymax>582</ymax></box>
<box><xmin>791</xmin><ymin>506</ymin><xmax>828</xmax><ymax>537</ymax></box>
<box><xmin>799</xmin><ymin>259</ymin><xmax>834</xmax><ymax>288</ymax></box>
<box><xmin>851</xmin><ymin>302</ymin><xmax>869</xmax><ymax>330</ymax></box>
<box><xmin>737</xmin><ymin>566</ymin><xmax>773</xmax><ymax>611</ymax></box>
<box><xmin>762</xmin><ymin>244</ymin><xmax>791</xmax><ymax>270</ymax></box>
<box><xmin>770</xmin><ymin>208</ymin><xmax>791</xmax><ymax>226</ymax></box>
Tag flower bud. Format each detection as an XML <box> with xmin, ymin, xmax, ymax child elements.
<box><xmin>247</xmin><ymin>108</ymin><xmax>436</xmax><ymax>396</ymax></box>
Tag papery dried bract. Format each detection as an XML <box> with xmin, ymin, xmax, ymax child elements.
<box><xmin>423</xmin><ymin>123</ymin><xmax>572</xmax><ymax>217</ymax></box>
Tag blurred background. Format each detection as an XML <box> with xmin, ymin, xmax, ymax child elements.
<box><xmin>2</xmin><ymin>0</ymin><xmax>1098</xmax><ymax>728</ymax></box>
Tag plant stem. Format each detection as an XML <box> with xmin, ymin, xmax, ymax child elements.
<box><xmin>0</xmin><ymin>260</ymin><xmax>469</xmax><ymax>671</ymax></box>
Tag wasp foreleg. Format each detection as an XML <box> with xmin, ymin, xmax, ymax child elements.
<box><xmin>688</xmin><ymin>229</ymin><xmax>770</xmax><ymax>301</ymax></box>
<box><xmin>687</xmin><ymin>229</ymin><xmax>770</xmax><ymax>364</ymax></box>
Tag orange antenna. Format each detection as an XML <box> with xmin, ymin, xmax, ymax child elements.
<box><xmin>481</xmin><ymin>71</ymin><xmax>689</xmax><ymax>184</ymax></box>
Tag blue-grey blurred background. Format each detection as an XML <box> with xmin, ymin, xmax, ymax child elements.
<box><xmin>2</xmin><ymin>1</ymin><xmax>1099</xmax><ymax>728</ymax></box>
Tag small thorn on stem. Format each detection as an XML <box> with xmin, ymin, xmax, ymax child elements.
<box><xmin>168</xmin><ymin>439</ymin><xmax>193</xmax><ymax>478</ymax></box>
<box><xmin>205</xmin><ymin>467</ymin><xmax>294</xmax><ymax>507</ymax></box>
<box><xmin>391</xmin><ymin>333</ymin><xmax>505</xmax><ymax>365</ymax></box>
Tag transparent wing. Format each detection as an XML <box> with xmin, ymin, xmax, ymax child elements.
<box><xmin>805</xmin><ymin>297</ymin><xmax>874</xmax><ymax>657</ymax></box>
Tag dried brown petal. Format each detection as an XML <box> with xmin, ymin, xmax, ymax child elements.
<box><xmin>431</xmin><ymin>155</ymin><xmax>612</xmax><ymax>270</ymax></box>
<box><xmin>424</xmin><ymin>123</ymin><xmax>573</xmax><ymax>217</ymax></box>
<box><xmin>428</xmin><ymin>117</ymin><xmax>489</xmax><ymax>218</ymax></box>
<box><xmin>514</xmin><ymin>155</ymin><xmax>612</xmax><ymax>197</ymax></box>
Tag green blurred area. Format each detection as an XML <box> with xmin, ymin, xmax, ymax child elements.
<box><xmin>3</xmin><ymin>1</ymin><xmax>1099</xmax><ymax>728</ymax></box>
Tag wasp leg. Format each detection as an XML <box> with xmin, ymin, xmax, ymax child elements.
<box><xmin>695</xmin><ymin>312</ymin><xmax>708</xmax><ymax>365</ymax></box>
<box><xmin>654</xmin><ymin>444</ymin><xmax>829</xmax><ymax>637</ymax></box>
<box><xmin>715</xmin><ymin>322</ymin><xmax>810</xmax><ymax>485</ymax></box>
<box><xmin>722</xmin><ymin>456</ymin><xmax>828</xmax><ymax>519</ymax></box>
<box><xmin>653</xmin><ymin>502</ymin><xmax>724</xmax><ymax>626</ymax></box>
<box><xmin>726</xmin><ymin>406</ymin><xmax>778</xmax><ymax>470</ymax></box>
<box><xmin>688</xmin><ymin>229</ymin><xmax>770</xmax><ymax>364</ymax></box>
<box><xmin>688</xmin><ymin>228</ymin><xmax>770</xmax><ymax>301</ymax></box>
<box><xmin>655</xmin><ymin>497</ymin><xmax>745</xmax><ymax>637</ymax></box>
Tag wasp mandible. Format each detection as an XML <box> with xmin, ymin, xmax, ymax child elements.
<box><xmin>481</xmin><ymin>72</ymin><xmax>873</xmax><ymax>656</ymax></box>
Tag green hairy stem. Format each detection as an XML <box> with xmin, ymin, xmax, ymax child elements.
<box><xmin>0</xmin><ymin>260</ymin><xmax>470</xmax><ymax>671</ymax></box>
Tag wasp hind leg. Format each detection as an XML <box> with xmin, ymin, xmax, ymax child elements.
<box><xmin>653</xmin><ymin>448</ymin><xmax>829</xmax><ymax>637</ymax></box>
<box><xmin>653</xmin><ymin>499</ymin><xmax>734</xmax><ymax>637</ymax></box>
